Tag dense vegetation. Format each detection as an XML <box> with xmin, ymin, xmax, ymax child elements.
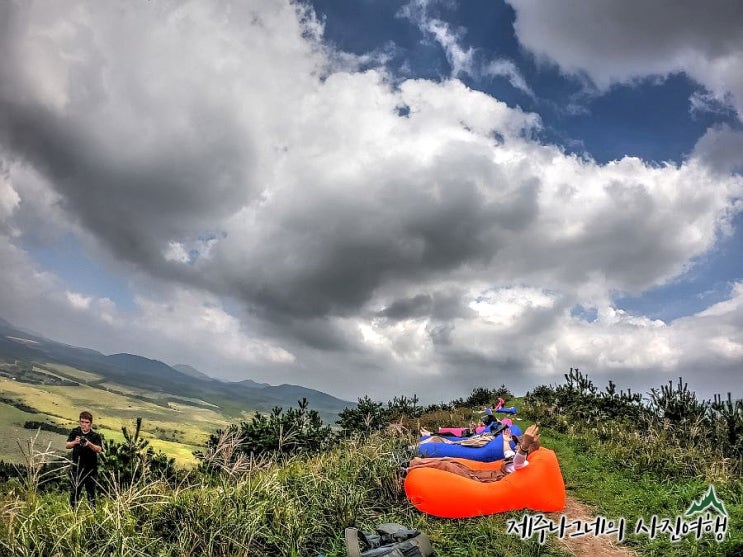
<box><xmin>0</xmin><ymin>370</ymin><xmax>740</xmax><ymax>556</ymax></box>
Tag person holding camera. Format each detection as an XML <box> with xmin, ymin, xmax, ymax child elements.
<box><xmin>66</xmin><ymin>410</ymin><xmax>103</xmax><ymax>507</ymax></box>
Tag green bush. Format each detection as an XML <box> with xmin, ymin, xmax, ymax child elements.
<box><xmin>449</xmin><ymin>385</ymin><xmax>514</xmax><ymax>409</ymax></box>
<box><xmin>649</xmin><ymin>377</ymin><xmax>709</xmax><ymax>427</ymax></box>
<box><xmin>201</xmin><ymin>398</ymin><xmax>336</xmax><ymax>473</ymax></box>
<box><xmin>337</xmin><ymin>396</ymin><xmax>388</xmax><ymax>436</ymax></box>
<box><xmin>710</xmin><ymin>392</ymin><xmax>743</xmax><ymax>474</ymax></box>
<box><xmin>100</xmin><ymin>417</ymin><xmax>179</xmax><ymax>490</ymax></box>
<box><xmin>523</xmin><ymin>368</ymin><xmax>742</xmax><ymax>482</ymax></box>
<box><xmin>337</xmin><ymin>394</ymin><xmax>430</xmax><ymax>437</ymax></box>
<box><xmin>22</xmin><ymin>421</ymin><xmax>69</xmax><ymax>435</ymax></box>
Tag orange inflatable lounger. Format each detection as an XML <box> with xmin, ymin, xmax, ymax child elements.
<box><xmin>404</xmin><ymin>447</ymin><xmax>566</xmax><ymax>518</ymax></box>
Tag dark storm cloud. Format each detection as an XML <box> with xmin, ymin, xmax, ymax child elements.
<box><xmin>378</xmin><ymin>294</ymin><xmax>433</xmax><ymax>320</ymax></box>
<box><xmin>207</xmin><ymin>140</ymin><xmax>542</xmax><ymax>322</ymax></box>
<box><xmin>0</xmin><ymin>101</ymin><xmax>256</xmax><ymax>267</ymax></box>
<box><xmin>434</xmin><ymin>351</ymin><xmax>534</xmax><ymax>398</ymax></box>
<box><xmin>377</xmin><ymin>291</ymin><xmax>474</xmax><ymax>321</ymax></box>
<box><xmin>506</xmin><ymin>0</ymin><xmax>743</xmax><ymax>121</ymax></box>
<box><xmin>426</xmin><ymin>321</ymin><xmax>454</xmax><ymax>346</ymax></box>
<box><xmin>6</xmin><ymin>0</ymin><xmax>728</xmax><ymax>335</ymax></box>
<box><xmin>506</xmin><ymin>0</ymin><xmax>743</xmax><ymax>72</ymax></box>
<box><xmin>0</xmin><ymin>0</ymin><xmax>316</xmax><ymax>282</ymax></box>
<box><xmin>260</xmin><ymin>315</ymin><xmax>362</xmax><ymax>353</ymax></box>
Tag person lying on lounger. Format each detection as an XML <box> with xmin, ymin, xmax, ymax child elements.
<box><xmin>418</xmin><ymin>417</ymin><xmax>512</xmax><ymax>447</ymax></box>
<box><xmin>406</xmin><ymin>425</ymin><xmax>541</xmax><ymax>482</ymax></box>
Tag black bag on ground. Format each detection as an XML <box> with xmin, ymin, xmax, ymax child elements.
<box><xmin>345</xmin><ymin>523</ymin><xmax>433</xmax><ymax>557</ymax></box>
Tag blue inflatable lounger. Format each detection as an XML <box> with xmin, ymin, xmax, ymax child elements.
<box><xmin>417</xmin><ymin>424</ymin><xmax>522</xmax><ymax>462</ymax></box>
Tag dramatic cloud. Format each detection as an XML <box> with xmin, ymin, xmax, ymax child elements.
<box><xmin>506</xmin><ymin>0</ymin><xmax>743</xmax><ymax>120</ymax></box>
<box><xmin>0</xmin><ymin>0</ymin><xmax>741</xmax><ymax>402</ymax></box>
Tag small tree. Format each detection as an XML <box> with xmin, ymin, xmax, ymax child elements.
<box><xmin>202</xmin><ymin>399</ymin><xmax>335</xmax><ymax>468</ymax></box>
<box><xmin>711</xmin><ymin>392</ymin><xmax>743</xmax><ymax>473</ymax></box>
<box><xmin>649</xmin><ymin>378</ymin><xmax>707</xmax><ymax>424</ymax></box>
<box><xmin>100</xmin><ymin>417</ymin><xmax>177</xmax><ymax>488</ymax></box>
<box><xmin>337</xmin><ymin>396</ymin><xmax>388</xmax><ymax>436</ymax></box>
<box><xmin>386</xmin><ymin>394</ymin><xmax>424</xmax><ymax>421</ymax></box>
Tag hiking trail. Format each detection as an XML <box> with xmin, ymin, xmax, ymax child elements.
<box><xmin>548</xmin><ymin>495</ymin><xmax>637</xmax><ymax>557</ymax></box>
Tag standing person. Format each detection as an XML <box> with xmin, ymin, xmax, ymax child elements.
<box><xmin>66</xmin><ymin>410</ymin><xmax>103</xmax><ymax>507</ymax></box>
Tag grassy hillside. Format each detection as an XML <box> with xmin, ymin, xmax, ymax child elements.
<box><xmin>0</xmin><ymin>350</ymin><xmax>351</xmax><ymax>468</ymax></box>
<box><xmin>0</xmin><ymin>402</ymin><xmax>64</xmax><ymax>464</ymax></box>
<box><xmin>0</xmin><ymin>363</ymin><xmax>235</xmax><ymax>467</ymax></box>
<box><xmin>0</xmin><ymin>318</ymin><xmax>353</xmax><ymax>423</ymax></box>
<box><xmin>0</xmin><ymin>420</ymin><xmax>739</xmax><ymax>556</ymax></box>
<box><xmin>0</xmin><ymin>373</ymin><xmax>740</xmax><ymax>556</ymax></box>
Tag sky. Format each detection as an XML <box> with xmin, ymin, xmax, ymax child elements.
<box><xmin>1</xmin><ymin>0</ymin><xmax>742</xmax><ymax>404</ymax></box>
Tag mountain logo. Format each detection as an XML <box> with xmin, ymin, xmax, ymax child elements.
<box><xmin>685</xmin><ymin>485</ymin><xmax>728</xmax><ymax>517</ymax></box>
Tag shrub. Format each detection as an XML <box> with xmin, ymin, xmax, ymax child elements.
<box><xmin>22</xmin><ymin>421</ymin><xmax>69</xmax><ymax>435</ymax></box>
<box><xmin>337</xmin><ymin>396</ymin><xmax>388</xmax><ymax>436</ymax></box>
<box><xmin>100</xmin><ymin>417</ymin><xmax>178</xmax><ymax>489</ymax></box>
<box><xmin>449</xmin><ymin>385</ymin><xmax>514</xmax><ymax>409</ymax></box>
<box><xmin>385</xmin><ymin>394</ymin><xmax>425</xmax><ymax>421</ymax></box>
<box><xmin>710</xmin><ymin>392</ymin><xmax>743</xmax><ymax>474</ymax></box>
<box><xmin>649</xmin><ymin>377</ymin><xmax>708</xmax><ymax>426</ymax></box>
<box><xmin>522</xmin><ymin>368</ymin><xmax>742</xmax><ymax>482</ymax></box>
<box><xmin>202</xmin><ymin>398</ymin><xmax>336</xmax><ymax>470</ymax></box>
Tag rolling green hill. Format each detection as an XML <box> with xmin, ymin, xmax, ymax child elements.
<box><xmin>0</xmin><ymin>316</ymin><xmax>353</xmax><ymax>466</ymax></box>
<box><xmin>0</xmin><ymin>317</ymin><xmax>351</xmax><ymax>418</ymax></box>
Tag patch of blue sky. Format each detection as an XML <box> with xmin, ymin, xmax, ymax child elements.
<box><xmin>570</xmin><ymin>305</ymin><xmax>598</xmax><ymax>323</ymax></box>
<box><xmin>614</xmin><ymin>212</ymin><xmax>743</xmax><ymax>322</ymax></box>
<box><xmin>187</xmin><ymin>231</ymin><xmax>227</xmax><ymax>266</ymax></box>
<box><xmin>536</xmin><ymin>74</ymin><xmax>740</xmax><ymax>165</ymax></box>
<box><xmin>442</xmin><ymin>26</ymin><xmax>739</xmax><ymax>166</ymax></box>
<box><xmin>24</xmin><ymin>234</ymin><xmax>136</xmax><ymax>312</ymax></box>
<box><xmin>311</xmin><ymin>0</ymin><xmax>415</xmax><ymax>54</ymax></box>
<box><xmin>439</xmin><ymin>3</ymin><xmax>741</xmax><ymax>166</ymax></box>
<box><xmin>311</xmin><ymin>0</ymin><xmax>445</xmax><ymax>78</ymax></box>
<box><xmin>444</xmin><ymin>0</ymin><xmax>521</xmax><ymax>59</ymax></box>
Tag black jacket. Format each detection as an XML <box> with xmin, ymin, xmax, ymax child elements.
<box><xmin>67</xmin><ymin>427</ymin><xmax>102</xmax><ymax>471</ymax></box>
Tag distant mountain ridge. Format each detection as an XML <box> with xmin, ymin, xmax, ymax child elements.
<box><xmin>0</xmin><ymin>317</ymin><xmax>352</xmax><ymax>420</ymax></box>
<box><xmin>172</xmin><ymin>364</ymin><xmax>213</xmax><ymax>381</ymax></box>
<box><xmin>171</xmin><ymin>363</ymin><xmax>271</xmax><ymax>389</ymax></box>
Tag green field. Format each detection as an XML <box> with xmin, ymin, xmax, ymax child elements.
<box><xmin>0</xmin><ymin>402</ymin><xmax>65</xmax><ymax>464</ymax></box>
<box><xmin>38</xmin><ymin>363</ymin><xmax>107</xmax><ymax>383</ymax></box>
<box><xmin>0</xmin><ymin>364</ymin><xmax>237</xmax><ymax>467</ymax></box>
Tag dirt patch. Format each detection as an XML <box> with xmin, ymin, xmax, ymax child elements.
<box><xmin>547</xmin><ymin>496</ymin><xmax>637</xmax><ymax>557</ymax></box>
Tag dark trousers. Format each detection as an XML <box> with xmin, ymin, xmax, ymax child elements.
<box><xmin>69</xmin><ymin>466</ymin><xmax>97</xmax><ymax>507</ymax></box>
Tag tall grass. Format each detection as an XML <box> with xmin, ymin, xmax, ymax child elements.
<box><xmin>13</xmin><ymin>429</ymin><xmax>68</xmax><ymax>502</ymax></box>
<box><xmin>1</xmin><ymin>372</ymin><xmax>740</xmax><ymax>556</ymax></box>
<box><xmin>524</xmin><ymin>370</ymin><xmax>743</xmax><ymax>481</ymax></box>
<box><xmin>0</xmin><ymin>434</ymin><xmax>403</xmax><ymax>556</ymax></box>
<box><xmin>522</xmin><ymin>369</ymin><xmax>742</xmax><ymax>556</ymax></box>
<box><xmin>0</xmin><ymin>429</ymin><xmax>573</xmax><ymax>556</ymax></box>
